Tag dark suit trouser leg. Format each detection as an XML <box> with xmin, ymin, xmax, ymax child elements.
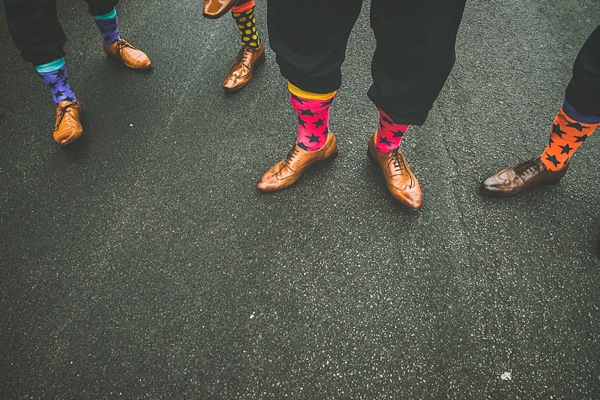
<box><xmin>3</xmin><ymin>0</ymin><xmax>118</xmax><ymax>66</ymax></box>
<box><xmin>565</xmin><ymin>25</ymin><xmax>600</xmax><ymax>118</ymax></box>
<box><xmin>267</xmin><ymin>0</ymin><xmax>466</xmax><ymax>126</ymax></box>
<box><xmin>267</xmin><ymin>0</ymin><xmax>363</xmax><ymax>94</ymax></box>
<box><xmin>368</xmin><ymin>0</ymin><xmax>466</xmax><ymax>125</ymax></box>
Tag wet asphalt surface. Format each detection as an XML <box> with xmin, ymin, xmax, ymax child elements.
<box><xmin>1</xmin><ymin>0</ymin><xmax>600</xmax><ymax>398</ymax></box>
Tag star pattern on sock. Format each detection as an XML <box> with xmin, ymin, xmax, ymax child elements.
<box><xmin>291</xmin><ymin>94</ymin><xmax>304</xmax><ymax>104</ymax></box>
<box><xmin>298</xmin><ymin>142</ymin><xmax>308</xmax><ymax>151</ymax></box>
<box><xmin>391</xmin><ymin>129</ymin><xmax>405</xmax><ymax>138</ymax></box>
<box><xmin>379</xmin><ymin>136</ymin><xmax>392</xmax><ymax>146</ymax></box>
<box><xmin>38</xmin><ymin>65</ymin><xmax>77</xmax><ymax>104</ymax></box>
<box><xmin>552</xmin><ymin>123</ymin><xmax>565</xmax><ymax>138</ymax></box>
<box><xmin>559</xmin><ymin>143</ymin><xmax>572</xmax><ymax>154</ymax></box>
<box><xmin>321</xmin><ymin>97</ymin><xmax>335</xmax><ymax>108</ymax></box>
<box><xmin>308</xmin><ymin>134</ymin><xmax>320</xmax><ymax>143</ymax></box>
<box><xmin>566</xmin><ymin>121</ymin><xmax>584</xmax><ymax>131</ymax></box>
<box><xmin>290</xmin><ymin>92</ymin><xmax>335</xmax><ymax>152</ymax></box>
<box><xmin>298</xmin><ymin>116</ymin><xmax>306</xmax><ymax>128</ymax></box>
<box><xmin>574</xmin><ymin>134</ymin><xmax>588</xmax><ymax>142</ymax></box>
<box><xmin>95</xmin><ymin>14</ymin><xmax>120</xmax><ymax>46</ymax></box>
<box><xmin>375</xmin><ymin>109</ymin><xmax>409</xmax><ymax>153</ymax></box>
<box><xmin>545</xmin><ymin>153</ymin><xmax>560</xmax><ymax>168</ymax></box>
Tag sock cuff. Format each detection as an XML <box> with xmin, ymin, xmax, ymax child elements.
<box><xmin>36</xmin><ymin>57</ymin><xmax>65</xmax><ymax>73</ymax></box>
<box><xmin>93</xmin><ymin>7</ymin><xmax>117</xmax><ymax>20</ymax></box>
<box><xmin>232</xmin><ymin>0</ymin><xmax>255</xmax><ymax>13</ymax></box>
<box><xmin>288</xmin><ymin>82</ymin><xmax>336</xmax><ymax>101</ymax></box>
<box><xmin>562</xmin><ymin>99</ymin><xmax>600</xmax><ymax>125</ymax></box>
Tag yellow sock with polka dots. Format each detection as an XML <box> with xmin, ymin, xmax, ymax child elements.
<box><xmin>231</xmin><ymin>1</ymin><xmax>260</xmax><ymax>48</ymax></box>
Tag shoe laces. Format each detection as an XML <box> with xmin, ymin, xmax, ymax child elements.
<box><xmin>114</xmin><ymin>39</ymin><xmax>136</xmax><ymax>57</ymax></box>
<box><xmin>240</xmin><ymin>46</ymin><xmax>255</xmax><ymax>68</ymax></box>
<box><xmin>514</xmin><ymin>157</ymin><xmax>542</xmax><ymax>176</ymax></box>
<box><xmin>54</xmin><ymin>102</ymin><xmax>77</xmax><ymax>131</ymax></box>
<box><xmin>283</xmin><ymin>145</ymin><xmax>300</xmax><ymax>167</ymax></box>
<box><xmin>390</xmin><ymin>149</ymin><xmax>405</xmax><ymax>173</ymax></box>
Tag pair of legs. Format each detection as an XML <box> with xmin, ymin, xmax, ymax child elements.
<box><xmin>482</xmin><ymin>25</ymin><xmax>600</xmax><ymax>197</ymax></box>
<box><xmin>202</xmin><ymin>0</ymin><xmax>265</xmax><ymax>91</ymax></box>
<box><xmin>257</xmin><ymin>0</ymin><xmax>467</xmax><ymax>209</ymax></box>
<box><xmin>3</xmin><ymin>0</ymin><xmax>151</xmax><ymax>145</ymax></box>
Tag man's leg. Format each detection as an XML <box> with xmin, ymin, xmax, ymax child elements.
<box><xmin>222</xmin><ymin>0</ymin><xmax>265</xmax><ymax>91</ymax></box>
<box><xmin>257</xmin><ymin>0</ymin><xmax>362</xmax><ymax>192</ymax></box>
<box><xmin>4</xmin><ymin>0</ymin><xmax>83</xmax><ymax>145</ymax></box>
<box><xmin>366</xmin><ymin>0</ymin><xmax>466</xmax><ymax>209</ymax></box>
<box><xmin>482</xmin><ymin>25</ymin><xmax>600</xmax><ymax>197</ymax></box>
<box><xmin>84</xmin><ymin>0</ymin><xmax>152</xmax><ymax>69</ymax></box>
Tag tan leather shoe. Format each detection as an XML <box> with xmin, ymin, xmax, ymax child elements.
<box><xmin>368</xmin><ymin>134</ymin><xmax>422</xmax><ymax>209</ymax></box>
<box><xmin>203</xmin><ymin>0</ymin><xmax>240</xmax><ymax>19</ymax></box>
<box><xmin>103</xmin><ymin>39</ymin><xmax>151</xmax><ymax>69</ymax></box>
<box><xmin>257</xmin><ymin>133</ymin><xmax>338</xmax><ymax>192</ymax></box>
<box><xmin>481</xmin><ymin>157</ymin><xmax>569</xmax><ymax>197</ymax></box>
<box><xmin>223</xmin><ymin>43</ymin><xmax>265</xmax><ymax>92</ymax></box>
<box><xmin>53</xmin><ymin>101</ymin><xmax>83</xmax><ymax>145</ymax></box>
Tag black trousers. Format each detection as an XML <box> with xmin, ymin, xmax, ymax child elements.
<box><xmin>565</xmin><ymin>25</ymin><xmax>600</xmax><ymax>118</ymax></box>
<box><xmin>3</xmin><ymin>0</ymin><xmax>118</xmax><ymax>66</ymax></box>
<box><xmin>267</xmin><ymin>0</ymin><xmax>466</xmax><ymax>125</ymax></box>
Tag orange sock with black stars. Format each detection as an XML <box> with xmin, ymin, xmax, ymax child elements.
<box><xmin>540</xmin><ymin>103</ymin><xmax>600</xmax><ymax>171</ymax></box>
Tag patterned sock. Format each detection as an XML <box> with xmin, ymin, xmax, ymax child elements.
<box><xmin>289</xmin><ymin>82</ymin><xmax>336</xmax><ymax>152</ymax></box>
<box><xmin>540</xmin><ymin>100</ymin><xmax>600</xmax><ymax>171</ymax></box>
<box><xmin>375</xmin><ymin>109</ymin><xmax>410</xmax><ymax>152</ymax></box>
<box><xmin>36</xmin><ymin>58</ymin><xmax>77</xmax><ymax>104</ymax></box>
<box><xmin>93</xmin><ymin>7</ymin><xmax>120</xmax><ymax>46</ymax></box>
<box><xmin>231</xmin><ymin>0</ymin><xmax>260</xmax><ymax>48</ymax></box>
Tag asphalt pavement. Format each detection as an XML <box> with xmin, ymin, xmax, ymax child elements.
<box><xmin>1</xmin><ymin>0</ymin><xmax>599</xmax><ymax>398</ymax></box>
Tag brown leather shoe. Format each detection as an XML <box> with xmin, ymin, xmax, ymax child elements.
<box><xmin>103</xmin><ymin>39</ymin><xmax>152</xmax><ymax>69</ymax></box>
<box><xmin>203</xmin><ymin>0</ymin><xmax>240</xmax><ymax>19</ymax></box>
<box><xmin>223</xmin><ymin>43</ymin><xmax>265</xmax><ymax>92</ymax></box>
<box><xmin>53</xmin><ymin>101</ymin><xmax>83</xmax><ymax>145</ymax></box>
<box><xmin>481</xmin><ymin>157</ymin><xmax>569</xmax><ymax>197</ymax></box>
<box><xmin>367</xmin><ymin>134</ymin><xmax>422</xmax><ymax>209</ymax></box>
<box><xmin>257</xmin><ymin>133</ymin><xmax>338</xmax><ymax>192</ymax></box>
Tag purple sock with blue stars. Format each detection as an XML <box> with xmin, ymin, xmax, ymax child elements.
<box><xmin>93</xmin><ymin>7</ymin><xmax>120</xmax><ymax>46</ymax></box>
<box><xmin>36</xmin><ymin>58</ymin><xmax>76</xmax><ymax>104</ymax></box>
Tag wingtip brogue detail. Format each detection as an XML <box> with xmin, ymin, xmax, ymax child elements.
<box><xmin>368</xmin><ymin>134</ymin><xmax>422</xmax><ymax>210</ymax></box>
<box><xmin>103</xmin><ymin>39</ymin><xmax>152</xmax><ymax>69</ymax></box>
<box><xmin>257</xmin><ymin>133</ymin><xmax>338</xmax><ymax>192</ymax></box>
<box><xmin>223</xmin><ymin>43</ymin><xmax>265</xmax><ymax>91</ymax></box>
<box><xmin>481</xmin><ymin>157</ymin><xmax>569</xmax><ymax>197</ymax></box>
<box><xmin>53</xmin><ymin>101</ymin><xmax>83</xmax><ymax>145</ymax></box>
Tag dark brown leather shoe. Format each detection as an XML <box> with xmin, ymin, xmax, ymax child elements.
<box><xmin>367</xmin><ymin>134</ymin><xmax>422</xmax><ymax>209</ymax></box>
<box><xmin>203</xmin><ymin>0</ymin><xmax>240</xmax><ymax>19</ymax></box>
<box><xmin>481</xmin><ymin>157</ymin><xmax>569</xmax><ymax>197</ymax></box>
<box><xmin>53</xmin><ymin>101</ymin><xmax>83</xmax><ymax>145</ymax></box>
<box><xmin>257</xmin><ymin>133</ymin><xmax>338</xmax><ymax>192</ymax></box>
<box><xmin>223</xmin><ymin>43</ymin><xmax>265</xmax><ymax>92</ymax></box>
<box><xmin>103</xmin><ymin>39</ymin><xmax>152</xmax><ymax>69</ymax></box>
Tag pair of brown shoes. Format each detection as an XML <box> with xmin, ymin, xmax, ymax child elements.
<box><xmin>53</xmin><ymin>39</ymin><xmax>151</xmax><ymax>145</ymax></box>
<box><xmin>481</xmin><ymin>157</ymin><xmax>569</xmax><ymax>197</ymax></box>
<box><xmin>257</xmin><ymin>133</ymin><xmax>423</xmax><ymax>210</ymax></box>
